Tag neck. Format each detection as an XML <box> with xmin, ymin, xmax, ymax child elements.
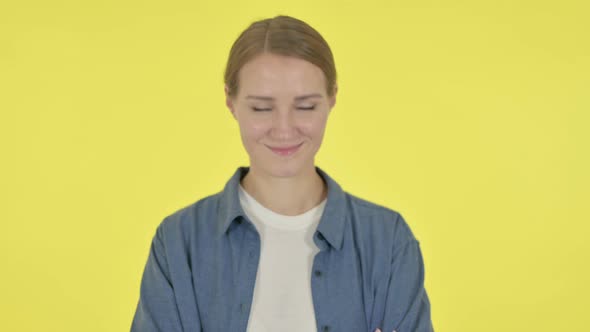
<box><xmin>240</xmin><ymin>165</ymin><xmax>327</xmax><ymax>216</ymax></box>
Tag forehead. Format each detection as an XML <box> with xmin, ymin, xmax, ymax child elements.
<box><xmin>238</xmin><ymin>53</ymin><xmax>326</xmax><ymax>95</ymax></box>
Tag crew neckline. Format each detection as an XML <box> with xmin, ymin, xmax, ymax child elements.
<box><xmin>238</xmin><ymin>184</ymin><xmax>327</xmax><ymax>231</ymax></box>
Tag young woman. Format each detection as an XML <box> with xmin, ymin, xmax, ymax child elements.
<box><xmin>131</xmin><ymin>15</ymin><xmax>434</xmax><ymax>332</ymax></box>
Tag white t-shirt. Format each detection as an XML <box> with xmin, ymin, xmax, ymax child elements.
<box><xmin>238</xmin><ymin>184</ymin><xmax>327</xmax><ymax>332</ymax></box>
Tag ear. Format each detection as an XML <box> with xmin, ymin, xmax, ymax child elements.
<box><xmin>225</xmin><ymin>85</ymin><xmax>237</xmax><ymax>120</ymax></box>
<box><xmin>328</xmin><ymin>84</ymin><xmax>338</xmax><ymax>110</ymax></box>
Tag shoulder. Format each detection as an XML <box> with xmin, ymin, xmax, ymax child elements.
<box><xmin>155</xmin><ymin>191</ymin><xmax>222</xmax><ymax>241</ymax></box>
<box><xmin>343</xmin><ymin>191</ymin><xmax>418</xmax><ymax>250</ymax></box>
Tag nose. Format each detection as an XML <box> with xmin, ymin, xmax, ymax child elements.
<box><xmin>270</xmin><ymin>109</ymin><xmax>297</xmax><ymax>139</ymax></box>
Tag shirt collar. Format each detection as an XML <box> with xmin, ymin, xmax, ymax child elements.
<box><xmin>217</xmin><ymin>166</ymin><xmax>347</xmax><ymax>250</ymax></box>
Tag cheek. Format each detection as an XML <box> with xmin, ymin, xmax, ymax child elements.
<box><xmin>239</xmin><ymin>118</ymin><xmax>269</xmax><ymax>141</ymax></box>
<box><xmin>302</xmin><ymin>117</ymin><xmax>328</xmax><ymax>137</ymax></box>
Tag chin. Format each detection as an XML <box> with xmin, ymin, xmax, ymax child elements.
<box><xmin>267</xmin><ymin>163</ymin><xmax>302</xmax><ymax>178</ymax></box>
<box><xmin>253</xmin><ymin>158</ymin><xmax>311</xmax><ymax>179</ymax></box>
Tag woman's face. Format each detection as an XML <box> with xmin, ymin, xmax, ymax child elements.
<box><xmin>225</xmin><ymin>53</ymin><xmax>336</xmax><ymax>178</ymax></box>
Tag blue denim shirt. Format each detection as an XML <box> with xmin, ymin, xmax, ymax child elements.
<box><xmin>131</xmin><ymin>166</ymin><xmax>434</xmax><ymax>332</ymax></box>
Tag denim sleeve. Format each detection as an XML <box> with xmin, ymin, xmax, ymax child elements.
<box><xmin>379</xmin><ymin>239</ymin><xmax>434</xmax><ymax>332</ymax></box>
<box><xmin>130</xmin><ymin>225</ymin><xmax>186</xmax><ymax>332</ymax></box>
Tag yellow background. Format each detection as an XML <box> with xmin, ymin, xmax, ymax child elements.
<box><xmin>1</xmin><ymin>0</ymin><xmax>588</xmax><ymax>331</ymax></box>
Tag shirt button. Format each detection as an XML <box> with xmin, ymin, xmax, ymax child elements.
<box><xmin>322</xmin><ymin>325</ymin><xmax>330</xmax><ymax>332</ymax></box>
<box><xmin>314</xmin><ymin>270</ymin><xmax>323</xmax><ymax>277</ymax></box>
<box><xmin>240</xmin><ymin>303</ymin><xmax>247</xmax><ymax>313</ymax></box>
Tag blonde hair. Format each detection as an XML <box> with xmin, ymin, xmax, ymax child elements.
<box><xmin>224</xmin><ymin>15</ymin><xmax>337</xmax><ymax>99</ymax></box>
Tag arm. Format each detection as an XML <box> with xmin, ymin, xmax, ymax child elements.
<box><xmin>130</xmin><ymin>225</ymin><xmax>186</xmax><ymax>332</ymax></box>
<box><xmin>378</xmin><ymin>239</ymin><xmax>434</xmax><ymax>332</ymax></box>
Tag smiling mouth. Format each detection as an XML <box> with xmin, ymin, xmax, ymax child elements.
<box><xmin>266</xmin><ymin>143</ymin><xmax>303</xmax><ymax>156</ymax></box>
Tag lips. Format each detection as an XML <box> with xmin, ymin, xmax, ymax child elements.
<box><xmin>267</xmin><ymin>143</ymin><xmax>303</xmax><ymax>156</ymax></box>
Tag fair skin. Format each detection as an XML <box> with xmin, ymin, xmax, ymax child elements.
<box><xmin>225</xmin><ymin>53</ymin><xmax>390</xmax><ymax>332</ymax></box>
<box><xmin>225</xmin><ymin>52</ymin><xmax>336</xmax><ymax>216</ymax></box>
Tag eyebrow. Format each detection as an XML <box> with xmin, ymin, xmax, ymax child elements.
<box><xmin>245</xmin><ymin>93</ymin><xmax>323</xmax><ymax>101</ymax></box>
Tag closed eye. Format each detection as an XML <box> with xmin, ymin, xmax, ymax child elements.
<box><xmin>251</xmin><ymin>106</ymin><xmax>316</xmax><ymax>112</ymax></box>
<box><xmin>298</xmin><ymin>106</ymin><xmax>316</xmax><ymax>110</ymax></box>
